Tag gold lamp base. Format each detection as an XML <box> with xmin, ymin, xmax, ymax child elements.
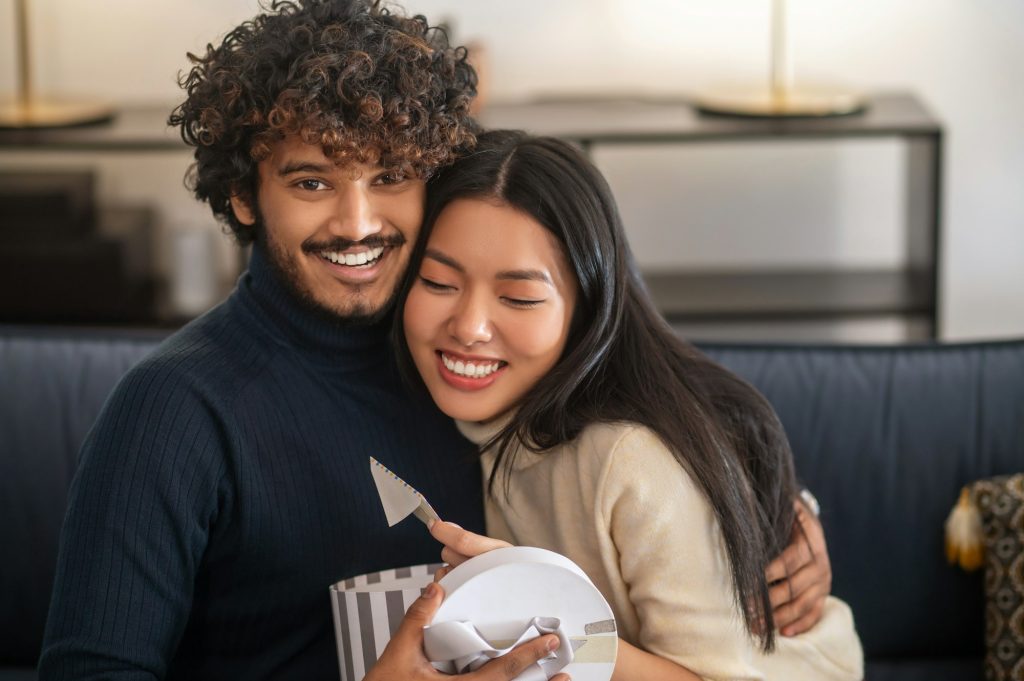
<box><xmin>695</xmin><ymin>88</ymin><xmax>868</xmax><ymax>119</ymax></box>
<box><xmin>0</xmin><ymin>100</ymin><xmax>115</xmax><ymax>129</ymax></box>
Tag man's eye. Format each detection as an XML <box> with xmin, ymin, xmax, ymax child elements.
<box><xmin>296</xmin><ymin>179</ymin><xmax>328</xmax><ymax>191</ymax></box>
<box><xmin>419</xmin><ymin>277</ymin><xmax>453</xmax><ymax>292</ymax></box>
<box><xmin>376</xmin><ymin>170</ymin><xmax>407</xmax><ymax>186</ymax></box>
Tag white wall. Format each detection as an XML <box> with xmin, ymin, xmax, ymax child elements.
<box><xmin>1</xmin><ymin>0</ymin><xmax>1021</xmax><ymax>339</ymax></box>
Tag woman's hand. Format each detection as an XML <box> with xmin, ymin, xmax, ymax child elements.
<box><xmin>764</xmin><ymin>500</ymin><xmax>832</xmax><ymax>636</ymax></box>
<box><xmin>365</xmin><ymin>582</ymin><xmax>570</xmax><ymax>681</ymax></box>
<box><xmin>429</xmin><ymin>521</ymin><xmax>512</xmax><ymax>581</ymax></box>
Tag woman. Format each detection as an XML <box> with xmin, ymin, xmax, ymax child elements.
<box><xmin>393</xmin><ymin>130</ymin><xmax>862</xmax><ymax>680</ymax></box>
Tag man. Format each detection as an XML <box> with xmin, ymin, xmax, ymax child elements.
<box><xmin>39</xmin><ymin>2</ymin><xmax>830</xmax><ymax>679</ymax></box>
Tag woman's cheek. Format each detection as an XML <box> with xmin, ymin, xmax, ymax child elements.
<box><xmin>406</xmin><ymin>289</ymin><xmax>446</xmax><ymax>347</ymax></box>
<box><xmin>517</xmin><ymin>307</ymin><xmax>570</xmax><ymax>358</ymax></box>
<box><xmin>403</xmin><ymin>289</ymin><xmax>429</xmax><ymax>348</ymax></box>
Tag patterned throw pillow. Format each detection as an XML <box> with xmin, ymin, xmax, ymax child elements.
<box><xmin>968</xmin><ymin>474</ymin><xmax>1024</xmax><ymax>681</ymax></box>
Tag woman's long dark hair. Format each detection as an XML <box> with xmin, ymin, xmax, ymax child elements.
<box><xmin>393</xmin><ymin>130</ymin><xmax>798</xmax><ymax>651</ymax></box>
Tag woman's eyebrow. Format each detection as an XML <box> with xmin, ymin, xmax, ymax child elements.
<box><xmin>495</xmin><ymin>269</ymin><xmax>552</xmax><ymax>284</ymax></box>
<box><xmin>424</xmin><ymin>248</ymin><xmax>464</xmax><ymax>272</ymax></box>
<box><xmin>424</xmin><ymin>249</ymin><xmax>552</xmax><ymax>285</ymax></box>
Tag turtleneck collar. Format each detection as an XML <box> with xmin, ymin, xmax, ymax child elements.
<box><xmin>228</xmin><ymin>245</ymin><xmax>391</xmax><ymax>365</ymax></box>
<box><xmin>456</xmin><ymin>411</ymin><xmax>516</xmax><ymax>447</ymax></box>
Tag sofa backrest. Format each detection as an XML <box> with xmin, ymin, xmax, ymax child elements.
<box><xmin>0</xmin><ymin>326</ymin><xmax>165</xmax><ymax>666</ymax></box>
<box><xmin>702</xmin><ymin>341</ymin><xmax>1024</xmax><ymax>660</ymax></box>
<box><xmin>3</xmin><ymin>326</ymin><xmax>1023</xmax><ymax>667</ymax></box>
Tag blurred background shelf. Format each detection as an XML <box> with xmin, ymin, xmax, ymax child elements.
<box><xmin>483</xmin><ymin>91</ymin><xmax>943</xmax><ymax>341</ymax></box>
<box><xmin>481</xmin><ymin>91</ymin><xmax>941</xmax><ymax>144</ymax></box>
<box><xmin>1</xmin><ymin>93</ymin><xmax>943</xmax><ymax>341</ymax></box>
<box><xmin>644</xmin><ymin>268</ymin><xmax>933</xmax><ymax>320</ymax></box>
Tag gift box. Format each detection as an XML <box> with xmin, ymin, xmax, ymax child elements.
<box><xmin>330</xmin><ymin>547</ymin><xmax>617</xmax><ymax>681</ymax></box>
<box><xmin>330</xmin><ymin>562</ymin><xmax>441</xmax><ymax>681</ymax></box>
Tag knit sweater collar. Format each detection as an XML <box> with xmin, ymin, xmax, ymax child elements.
<box><xmin>457</xmin><ymin>411</ymin><xmax>549</xmax><ymax>475</ymax></box>
<box><xmin>455</xmin><ymin>411</ymin><xmax>516</xmax><ymax>447</ymax></box>
<box><xmin>231</xmin><ymin>245</ymin><xmax>391</xmax><ymax>363</ymax></box>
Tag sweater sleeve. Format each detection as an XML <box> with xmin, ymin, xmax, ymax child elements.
<box><xmin>599</xmin><ymin>426</ymin><xmax>764</xmax><ymax>681</ymax></box>
<box><xmin>38</xmin><ymin>363</ymin><xmax>229</xmax><ymax>681</ymax></box>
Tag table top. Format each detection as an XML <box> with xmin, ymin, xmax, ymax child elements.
<box><xmin>479</xmin><ymin>91</ymin><xmax>942</xmax><ymax>144</ymax></box>
<box><xmin>0</xmin><ymin>91</ymin><xmax>940</xmax><ymax>152</ymax></box>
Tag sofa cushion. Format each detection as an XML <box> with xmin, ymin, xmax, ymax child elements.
<box><xmin>865</xmin><ymin>656</ymin><xmax>984</xmax><ymax>681</ymax></box>
<box><xmin>700</xmin><ymin>340</ymin><xmax>1024</xmax><ymax>664</ymax></box>
<box><xmin>0</xmin><ymin>326</ymin><xmax>164</xmax><ymax>666</ymax></box>
<box><xmin>3</xmin><ymin>326</ymin><xmax>1022</xmax><ymax>679</ymax></box>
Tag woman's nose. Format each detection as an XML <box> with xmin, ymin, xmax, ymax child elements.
<box><xmin>448</xmin><ymin>298</ymin><xmax>493</xmax><ymax>347</ymax></box>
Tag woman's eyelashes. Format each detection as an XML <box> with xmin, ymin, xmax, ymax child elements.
<box><xmin>417</xmin><ymin>277</ymin><xmax>545</xmax><ymax>308</ymax></box>
<box><xmin>500</xmin><ymin>297</ymin><xmax>544</xmax><ymax>309</ymax></box>
<box><xmin>418</xmin><ymin>276</ymin><xmax>454</xmax><ymax>292</ymax></box>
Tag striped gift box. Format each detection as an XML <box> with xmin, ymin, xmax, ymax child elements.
<box><xmin>330</xmin><ymin>563</ymin><xmax>442</xmax><ymax>681</ymax></box>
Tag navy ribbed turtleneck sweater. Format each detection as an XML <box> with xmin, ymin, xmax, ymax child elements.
<box><xmin>38</xmin><ymin>248</ymin><xmax>483</xmax><ymax>680</ymax></box>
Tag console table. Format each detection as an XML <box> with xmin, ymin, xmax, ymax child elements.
<box><xmin>481</xmin><ymin>91</ymin><xmax>943</xmax><ymax>340</ymax></box>
<box><xmin>1</xmin><ymin>92</ymin><xmax>942</xmax><ymax>338</ymax></box>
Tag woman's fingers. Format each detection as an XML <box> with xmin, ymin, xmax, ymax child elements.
<box><xmin>440</xmin><ymin>546</ymin><xmax>473</xmax><ymax>569</ymax></box>
<box><xmin>432</xmin><ymin>565</ymin><xmax>451</xmax><ymax>583</ymax></box>
<box><xmin>430</xmin><ymin>521</ymin><xmax>512</xmax><ymax>563</ymax></box>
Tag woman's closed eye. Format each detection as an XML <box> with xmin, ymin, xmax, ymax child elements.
<box><xmin>418</xmin><ymin>276</ymin><xmax>455</xmax><ymax>292</ymax></box>
<box><xmin>501</xmin><ymin>296</ymin><xmax>545</xmax><ymax>309</ymax></box>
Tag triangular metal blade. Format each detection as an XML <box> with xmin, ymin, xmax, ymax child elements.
<box><xmin>369</xmin><ymin>456</ymin><xmax>440</xmax><ymax>527</ymax></box>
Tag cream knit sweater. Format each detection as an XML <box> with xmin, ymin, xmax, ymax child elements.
<box><xmin>457</xmin><ymin>419</ymin><xmax>864</xmax><ymax>681</ymax></box>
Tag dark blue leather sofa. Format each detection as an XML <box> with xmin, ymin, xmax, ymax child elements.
<box><xmin>2</xmin><ymin>325</ymin><xmax>1022</xmax><ymax>680</ymax></box>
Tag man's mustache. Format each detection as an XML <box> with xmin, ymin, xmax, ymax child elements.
<box><xmin>302</xmin><ymin>234</ymin><xmax>406</xmax><ymax>253</ymax></box>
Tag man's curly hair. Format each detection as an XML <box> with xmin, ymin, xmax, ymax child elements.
<box><xmin>169</xmin><ymin>0</ymin><xmax>478</xmax><ymax>244</ymax></box>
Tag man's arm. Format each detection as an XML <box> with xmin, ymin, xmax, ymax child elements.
<box><xmin>764</xmin><ymin>499</ymin><xmax>832</xmax><ymax>637</ymax></box>
<box><xmin>38</xmin><ymin>368</ymin><xmax>223</xmax><ymax>680</ymax></box>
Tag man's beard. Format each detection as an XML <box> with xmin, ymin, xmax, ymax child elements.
<box><xmin>253</xmin><ymin>207</ymin><xmax>406</xmax><ymax>328</ymax></box>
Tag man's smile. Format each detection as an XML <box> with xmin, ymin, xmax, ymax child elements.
<box><xmin>317</xmin><ymin>246</ymin><xmax>386</xmax><ymax>268</ymax></box>
<box><xmin>313</xmin><ymin>244</ymin><xmax>397</xmax><ymax>285</ymax></box>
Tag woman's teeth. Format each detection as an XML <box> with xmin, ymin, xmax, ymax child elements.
<box><xmin>320</xmin><ymin>246</ymin><xmax>385</xmax><ymax>267</ymax></box>
<box><xmin>441</xmin><ymin>353</ymin><xmax>503</xmax><ymax>378</ymax></box>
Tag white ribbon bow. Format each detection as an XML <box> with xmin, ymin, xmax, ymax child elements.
<box><xmin>424</xmin><ymin>616</ymin><xmax>574</xmax><ymax>681</ymax></box>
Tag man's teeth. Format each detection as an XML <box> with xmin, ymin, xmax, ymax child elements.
<box><xmin>320</xmin><ymin>246</ymin><xmax>385</xmax><ymax>266</ymax></box>
<box><xmin>441</xmin><ymin>353</ymin><xmax>503</xmax><ymax>378</ymax></box>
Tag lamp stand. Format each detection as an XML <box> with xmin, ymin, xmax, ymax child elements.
<box><xmin>0</xmin><ymin>0</ymin><xmax>114</xmax><ymax>128</ymax></box>
<box><xmin>694</xmin><ymin>0</ymin><xmax>867</xmax><ymax>118</ymax></box>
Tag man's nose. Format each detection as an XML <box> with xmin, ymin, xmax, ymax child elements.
<box><xmin>329</xmin><ymin>183</ymin><xmax>380</xmax><ymax>241</ymax></box>
<box><xmin>448</xmin><ymin>295</ymin><xmax>493</xmax><ymax>347</ymax></box>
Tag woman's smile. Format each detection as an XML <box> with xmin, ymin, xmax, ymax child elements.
<box><xmin>435</xmin><ymin>350</ymin><xmax>509</xmax><ymax>390</ymax></box>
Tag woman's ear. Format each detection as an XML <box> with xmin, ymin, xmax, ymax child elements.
<box><xmin>230</xmin><ymin>194</ymin><xmax>256</xmax><ymax>226</ymax></box>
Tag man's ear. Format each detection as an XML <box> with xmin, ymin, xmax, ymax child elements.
<box><xmin>230</xmin><ymin>194</ymin><xmax>256</xmax><ymax>226</ymax></box>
